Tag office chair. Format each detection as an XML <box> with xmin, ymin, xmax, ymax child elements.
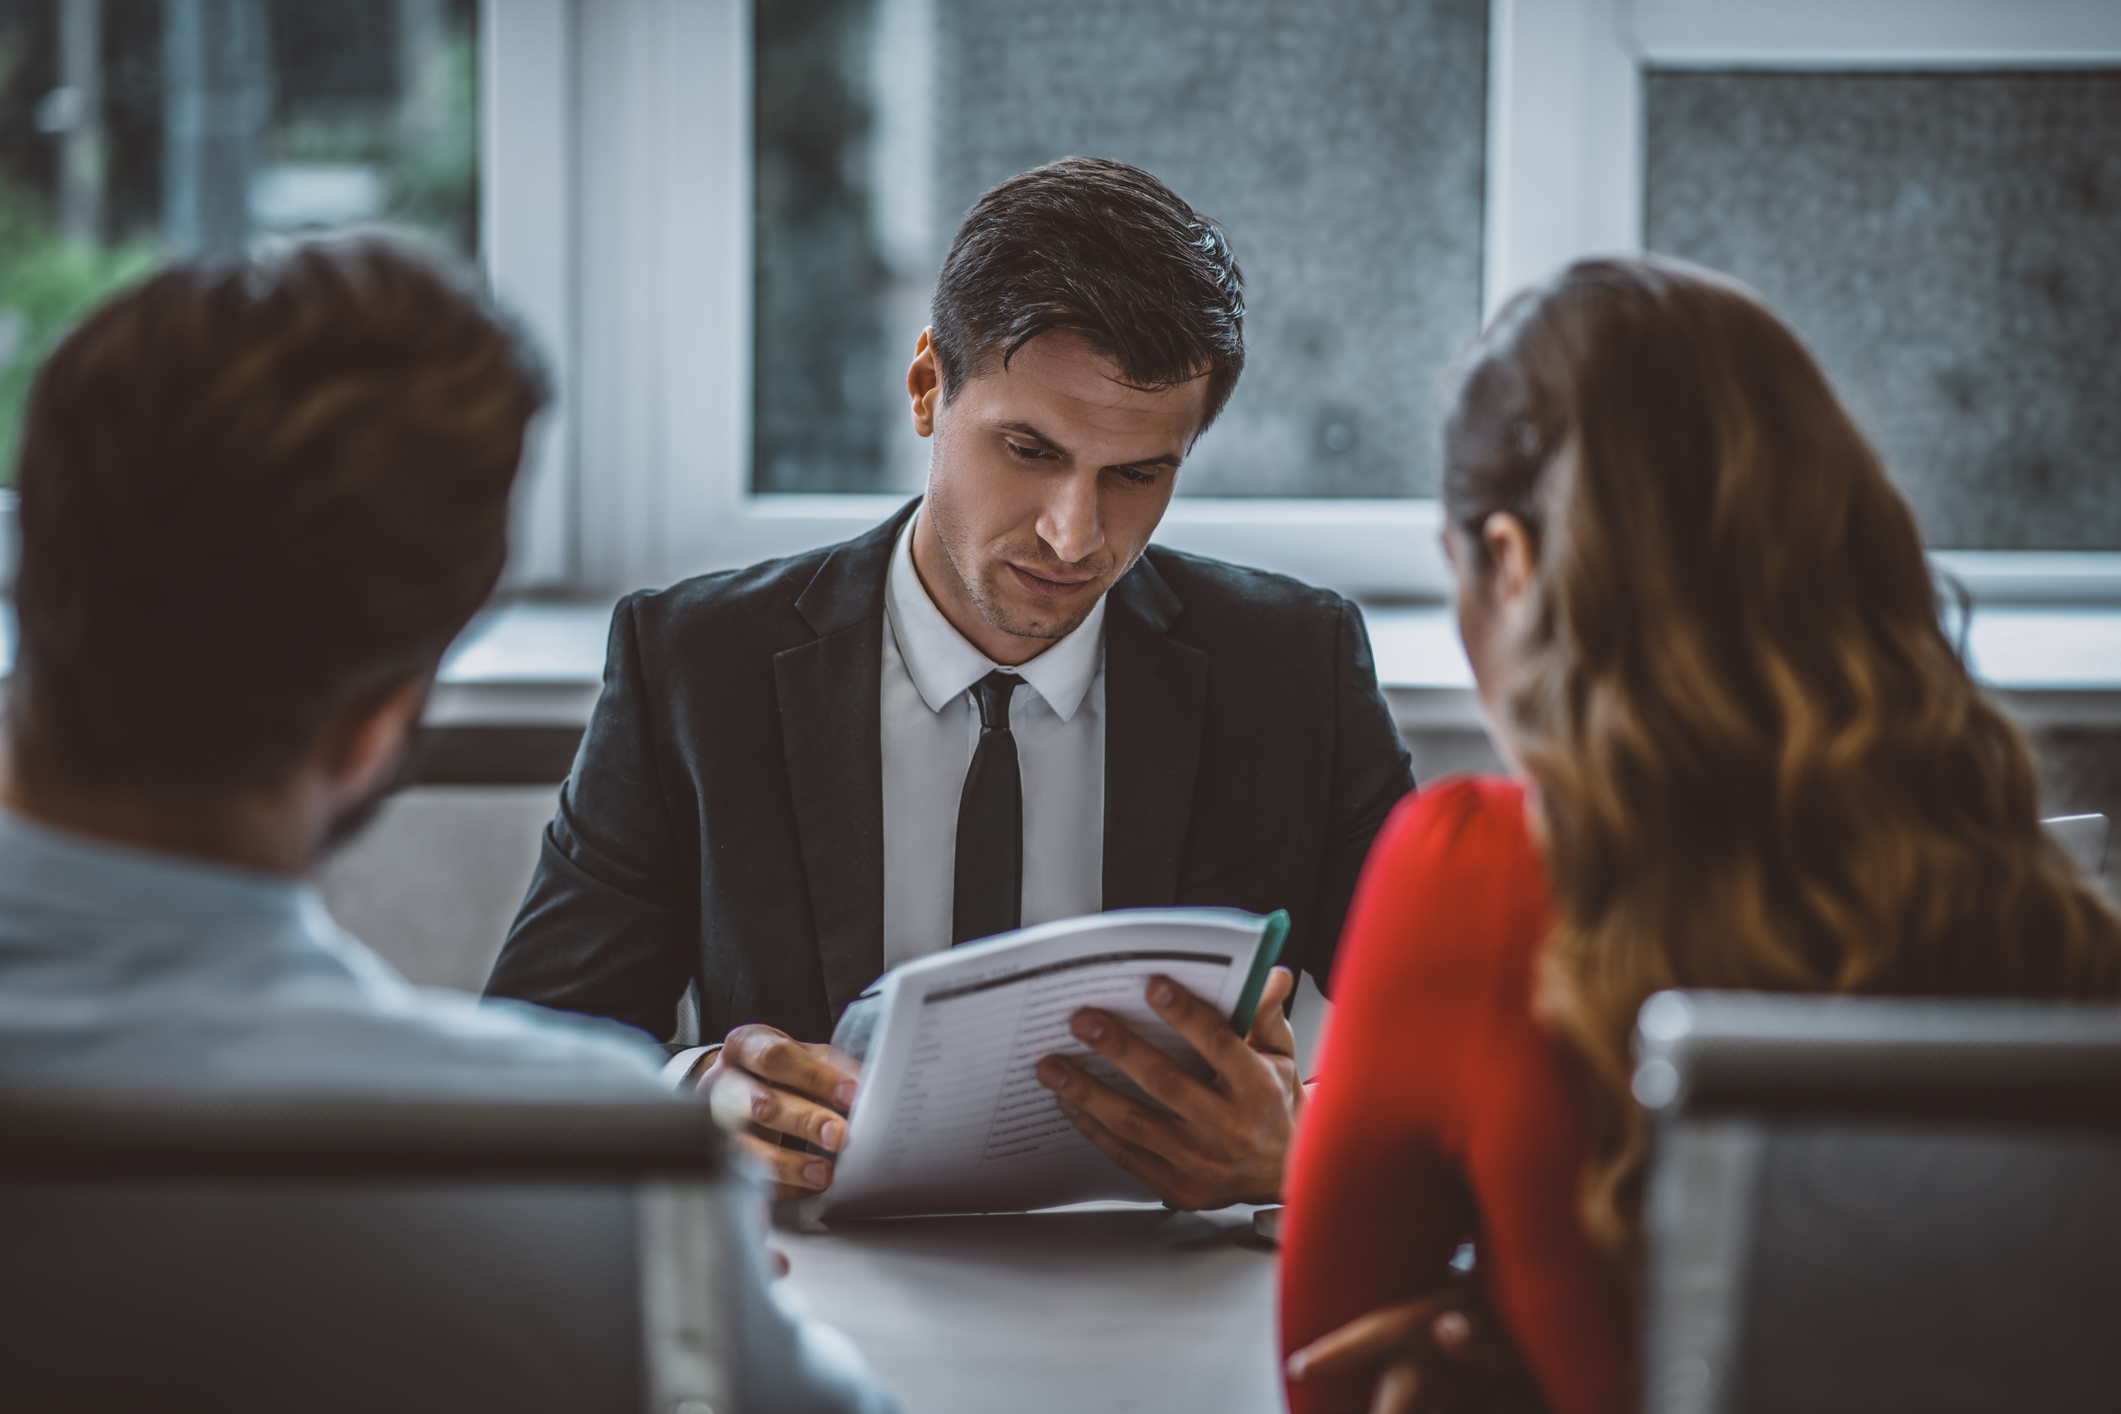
<box><xmin>0</xmin><ymin>1089</ymin><xmax>732</xmax><ymax>1414</ymax></box>
<box><xmin>1634</xmin><ymin>990</ymin><xmax>2121</xmax><ymax>1414</ymax></box>
<box><xmin>2044</xmin><ymin>812</ymin><xmax>2110</xmax><ymax>877</ymax></box>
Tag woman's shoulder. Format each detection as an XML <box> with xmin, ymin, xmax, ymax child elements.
<box><xmin>1344</xmin><ymin>773</ymin><xmax>1553</xmax><ymax>986</ymax></box>
<box><xmin>1374</xmin><ymin>773</ymin><xmax>1541</xmax><ymax>877</ymax></box>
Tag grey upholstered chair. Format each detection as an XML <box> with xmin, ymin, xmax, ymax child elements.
<box><xmin>0</xmin><ymin>1089</ymin><xmax>739</xmax><ymax>1414</ymax></box>
<box><xmin>2043</xmin><ymin>812</ymin><xmax>2111</xmax><ymax>877</ymax></box>
<box><xmin>1635</xmin><ymin>990</ymin><xmax>2121</xmax><ymax>1414</ymax></box>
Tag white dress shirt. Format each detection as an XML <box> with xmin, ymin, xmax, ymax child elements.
<box><xmin>881</xmin><ymin>512</ymin><xmax>1107</xmax><ymax>969</ymax></box>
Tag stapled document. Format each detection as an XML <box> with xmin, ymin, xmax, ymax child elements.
<box><xmin>816</xmin><ymin>907</ymin><xmax>1288</xmax><ymax>1220</ymax></box>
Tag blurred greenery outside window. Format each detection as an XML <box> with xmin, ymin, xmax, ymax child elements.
<box><xmin>0</xmin><ymin>0</ymin><xmax>478</xmax><ymax>484</ymax></box>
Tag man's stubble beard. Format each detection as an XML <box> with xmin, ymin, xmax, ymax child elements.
<box><xmin>319</xmin><ymin>781</ymin><xmax>392</xmax><ymax>857</ymax></box>
<box><xmin>926</xmin><ymin>498</ymin><xmax>1096</xmax><ymax>643</ymax></box>
<box><xmin>967</xmin><ymin>553</ymin><xmax>1102</xmax><ymax>642</ymax></box>
<box><xmin>316</xmin><ymin>735</ymin><xmax>419</xmax><ymax>860</ymax></box>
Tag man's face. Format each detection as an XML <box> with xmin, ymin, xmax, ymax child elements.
<box><xmin>909</xmin><ymin>329</ymin><xmax>1209</xmax><ymax>662</ymax></box>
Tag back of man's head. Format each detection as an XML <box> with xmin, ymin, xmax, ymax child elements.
<box><xmin>931</xmin><ymin>156</ymin><xmax>1247</xmax><ymax>431</ymax></box>
<box><xmin>10</xmin><ymin>237</ymin><xmax>547</xmax><ymax>798</ymax></box>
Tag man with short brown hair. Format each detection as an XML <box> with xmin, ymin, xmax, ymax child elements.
<box><xmin>487</xmin><ymin>159</ymin><xmax>1417</xmax><ymax>1209</ymax></box>
<box><xmin>0</xmin><ymin>238</ymin><xmax>892</xmax><ymax>1412</ymax></box>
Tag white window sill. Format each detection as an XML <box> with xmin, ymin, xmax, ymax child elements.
<box><xmin>432</xmin><ymin>600</ymin><xmax>2121</xmax><ymax>732</ymax></box>
<box><xmin>0</xmin><ymin>596</ymin><xmax>2106</xmax><ymax>731</ymax></box>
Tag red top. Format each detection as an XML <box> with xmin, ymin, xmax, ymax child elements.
<box><xmin>1280</xmin><ymin>777</ymin><xmax>1637</xmax><ymax>1414</ymax></box>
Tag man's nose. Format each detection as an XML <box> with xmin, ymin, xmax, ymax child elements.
<box><xmin>1036</xmin><ymin>469</ymin><xmax>1106</xmax><ymax>566</ymax></box>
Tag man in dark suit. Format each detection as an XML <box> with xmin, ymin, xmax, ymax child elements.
<box><xmin>487</xmin><ymin>158</ymin><xmax>1414</xmax><ymax>1210</ymax></box>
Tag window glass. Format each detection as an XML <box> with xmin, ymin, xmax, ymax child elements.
<box><xmin>0</xmin><ymin>0</ymin><xmax>478</xmax><ymax>476</ymax></box>
<box><xmin>1646</xmin><ymin>70</ymin><xmax>2121</xmax><ymax>551</ymax></box>
<box><xmin>753</xmin><ymin>0</ymin><xmax>1489</xmax><ymax>498</ymax></box>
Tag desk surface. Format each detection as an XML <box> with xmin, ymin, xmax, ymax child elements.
<box><xmin>779</xmin><ymin>1204</ymin><xmax>1283</xmax><ymax>1414</ymax></box>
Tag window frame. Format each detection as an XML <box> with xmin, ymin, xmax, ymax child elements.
<box><xmin>484</xmin><ymin>0</ymin><xmax>2121</xmax><ymax>603</ymax></box>
<box><xmin>1490</xmin><ymin>0</ymin><xmax>2121</xmax><ymax>604</ymax></box>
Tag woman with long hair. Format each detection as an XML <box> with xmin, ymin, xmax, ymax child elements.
<box><xmin>1277</xmin><ymin>256</ymin><xmax>2121</xmax><ymax>1414</ymax></box>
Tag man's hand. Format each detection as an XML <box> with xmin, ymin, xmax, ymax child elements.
<box><xmin>1033</xmin><ymin>965</ymin><xmax>1301</xmax><ymax>1210</ymax></box>
<box><xmin>699</xmin><ymin>1024</ymin><xmax>859</xmax><ymax>1201</ymax></box>
<box><xmin>1284</xmin><ymin>1272</ymin><xmax>1545</xmax><ymax>1414</ymax></box>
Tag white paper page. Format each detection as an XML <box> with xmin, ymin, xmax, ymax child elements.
<box><xmin>819</xmin><ymin>909</ymin><xmax>1267</xmax><ymax>1219</ymax></box>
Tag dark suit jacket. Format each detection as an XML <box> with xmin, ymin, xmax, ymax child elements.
<box><xmin>485</xmin><ymin>502</ymin><xmax>1415</xmax><ymax>1044</ymax></box>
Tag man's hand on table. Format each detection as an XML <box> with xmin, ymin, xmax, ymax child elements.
<box><xmin>697</xmin><ymin>1024</ymin><xmax>859</xmax><ymax>1201</ymax></box>
<box><xmin>1033</xmin><ymin>964</ymin><xmax>1302</xmax><ymax>1210</ymax></box>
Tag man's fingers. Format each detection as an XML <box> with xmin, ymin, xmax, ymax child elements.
<box><xmin>721</xmin><ymin>1024</ymin><xmax>858</xmax><ymax>1110</ymax></box>
<box><xmin>1257</xmin><ymin>965</ymin><xmax>1297</xmax><ymax>1013</ymax></box>
<box><xmin>1053</xmin><ymin>1094</ymin><xmax>1193</xmax><ymax>1206</ymax></box>
<box><xmin>1059</xmin><ymin>1005</ymin><xmax>1218</xmax><ymax>1121</ymax></box>
<box><xmin>1034</xmin><ymin>979</ymin><xmax>1297</xmax><ymax>1208</ymax></box>
<box><xmin>730</xmin><ymin>1130</ymin><xmax>835</xmax><ymax>1193</ymax></box>
<box><xmin>1369</xmin><ymin>1359</ymin><xmax>1424</xmax><ymax>1414</ymax></box>
<box><xmin>1286</xmin><ymin>1300</ymin><xmax>1435</xmax><ymax>1380</ymax></box>
<box><xmin>1247</xmin><ymin>967</ymin><xmax>1299</xmax><ymax>1060</ymax></box>
<box><xmin>1035</xmin><ymin>1054</ymin><xmax>1189</xmax><ymax>1156</ymax></box>
<box><xmin>1141</xmin><ymin>975</ymin><xmax>1275</xmax><ymax>1101</ymax></box>
<box><xmin>708</xmin><ymin>1065</ymin><xmax>850</xmax><ymax>1153</ymax></box>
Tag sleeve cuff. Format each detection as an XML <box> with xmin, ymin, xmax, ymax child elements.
<box><xmin>661</xmin><ymin>1044</ymin><xmax>721</xmax><ymax>1090</ymax></box>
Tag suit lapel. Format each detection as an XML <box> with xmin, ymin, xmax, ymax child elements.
<box><xmin>775</xmin><ymin>501</ymin><xmax>917</xmax><ymax>1021</ymax></box>
<box><xmin>1102</xmin><ymin>554</ymin><xmax>1210</xmax><ymax>910</ymax></box>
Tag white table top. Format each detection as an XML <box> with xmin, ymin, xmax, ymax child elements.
<box><xmin>777</xmin><ymin>1203</ymin><xmax>1284</xmax><ymax>1414</ymax></box>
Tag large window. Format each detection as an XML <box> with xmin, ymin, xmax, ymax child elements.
<box><xmin>752</xmin><ymin>0</ymin><xmax>1490</xmax><ymax>500</ymax></box>
<box><xmin>487</xmin><ymin>0</ymin><xmax>2121</xmax><ymax>603</ymax></box>
<box><xmin>2</xmin><ymin>3</ymin><xmax>2115</xmax><ymax>602</ymax></box>
<box><xmin>0</xmin><ymin>0</ymin><xmax>477</xmax><ymax>475</ymax></box>
<box><xmin>1645</xmin><ymin>69</ymin><xmax>2121</xmax><ymax>551</ymax></box>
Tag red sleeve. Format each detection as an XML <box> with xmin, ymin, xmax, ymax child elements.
<box><xmin>1279</xmin><ymin>777</ymin><xmax>1636</xmax><ymax>1414</ymax></box>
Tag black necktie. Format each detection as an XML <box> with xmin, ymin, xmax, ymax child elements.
<box><xmin>953</xmin><ymin>670</ymin><xmax>1022</xmax><ymax>945</ymax></box>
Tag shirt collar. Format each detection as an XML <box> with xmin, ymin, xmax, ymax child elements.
<box><xmin>0</xmin><ymin>805</ymin><xmax>315</xmax><ymax>940</ymax></box>
<box><xmin>884</xmin><ymin>509</ymin><xmax>1107</xmax><ymax>723</ymax></box>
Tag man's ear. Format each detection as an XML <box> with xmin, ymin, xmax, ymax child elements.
<box><xmin>326</xmin><ymin>678</ymin><xmax>428</xmax><ymax>803</ymax></box>
<box><xmin>1480</xmin><ymin>512</ymin><xmax>1539</xmax><ymax>613</ymax></box>
<box><xmin>908</xmin><ymin>327</ymin><xmax>942</xmax><ymax>438</ymax></box>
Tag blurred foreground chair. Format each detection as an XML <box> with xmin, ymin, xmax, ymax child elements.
<box><xmin>1634</xmin><ymin>991</ymin><xmax>2121</xmax><ymax>1414</ymax></box>
<box><xmin>0</xmin><ymin>1090</ymin><xmax>738</xmax><ymax>1414</ymax></box>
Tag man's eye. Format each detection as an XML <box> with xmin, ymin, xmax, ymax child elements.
<box><xmin>1005</xmin><ymin>441</ymin><xmax>1052</xmax><ymax>461</ymax></box>
<box><xmin>1113</xmin><ymin>465</ymin><xmax>1159</xmax><ymax>486</ymax></box>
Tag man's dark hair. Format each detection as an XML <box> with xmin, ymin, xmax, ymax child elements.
<box><xmin>931</xmin><ymin>157</ymin><xmax>1246</xmax><ymax>430</ymax></box>
<box><xmin>10</xmin><ymin>236</ymin><xmax>549</xmax><ymax>796</ymax></box>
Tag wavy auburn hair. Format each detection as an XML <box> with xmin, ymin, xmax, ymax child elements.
<box><xmin>1442</xmin><ymin>257</ymin><xmax>2121</xmax><ymax>1258</ymax></box>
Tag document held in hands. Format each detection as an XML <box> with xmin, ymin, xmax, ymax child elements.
<box><xmin>816</xmin><ymin>906</ymin><xmax>1289</xmax><ymax>1220</ymax></box>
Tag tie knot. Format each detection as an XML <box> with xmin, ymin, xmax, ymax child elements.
<box><xmin>972</xmin><ymin>670</ymin><xmax>1019</xmax><ymax>731</ymax></box>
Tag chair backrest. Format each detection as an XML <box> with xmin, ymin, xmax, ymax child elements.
<box><xmin>1634</xmin><ymin>991</ymin><xmax>2121</xmax><ymax>1414</ymax></box>
<box><xmin>0</xmin><ymin>1089</ymin><xmax>731</xmax><ymax>1414</ymax></box>
<box><xmin>2043</xmin><ymin>812</ymin><xmax>2110</xmax><ymax>877</ymax></box>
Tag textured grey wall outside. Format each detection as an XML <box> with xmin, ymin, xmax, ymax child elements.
<box><xmin>937</xmin><ymin>0</ymin><xmax>1488</xmax><ymax>498</ymax></box>
<box><xmin>753</xmin><ymin>0</ymin><xmax>1490</xmax><ymax>497</ymax></box>
<box><xmin>1645</xmin><ymin>71</ymin><xmax>2121</xmax><ymax>551</ymax></box>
